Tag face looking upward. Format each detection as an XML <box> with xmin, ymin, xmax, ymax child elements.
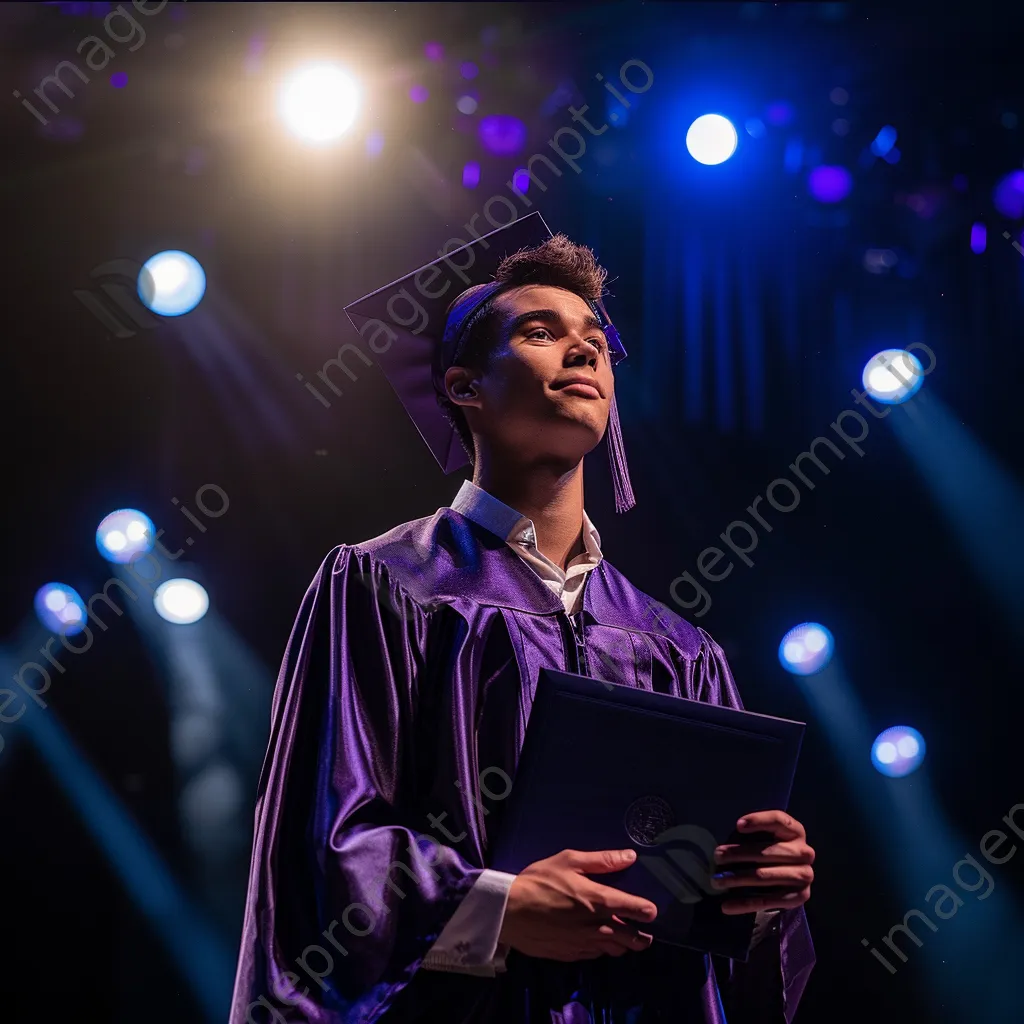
<box><xmin>444</xmin><ymin>284</ymin><xmax>616</xmax><ymax>467</ymax></box>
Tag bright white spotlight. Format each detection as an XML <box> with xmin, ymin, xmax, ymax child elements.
<box><xmin>278</xmin><ymin>62</ymin><xmax>359</xmax><ymax>144</ymax></box>
<box><xmin>154</xmin><ymin>579</ymin><xmax>209</xmax><ymax>625</ymax></box>
<box><xmin>96</xmin><ymin>508</ymin><xmax>155</xmax><ymax>564</ymax></box>
<box><xmin>685</xmin><ymin>114</ymin><xmax>738</xmax><ymax>165</ymax></box>
<box><xmin>778</xmin><ymin>622</ymin><xmax>834</xmax><ymax>676</ymax></box>
<box><xmin>34</xmin><ymin>583</ymin><xmax>88</xmax><ymax>636</ymax></box>
<box><xmin>872</xmin><ymin>726</ymin><xmax>926</xmax><ymax>777</ymax></box>
<box><xmin>138</xmin><ymin>251</ymin><xmax>206</xmax><ymax>317</ymax></box>
<box><xmin>861</xmin><ymin>348</ymin><xmax>925</xmax><ymax>405</ymax></box>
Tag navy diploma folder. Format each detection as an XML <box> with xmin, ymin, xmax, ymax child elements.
<box><xmin>491</xmin><ymin>668</ymin><xmax>806</xmax><ymax>960</ymax></box>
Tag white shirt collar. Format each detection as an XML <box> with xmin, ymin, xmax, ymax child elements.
<box><xmin>450</xmin><ymin>479</ymin><xmax>603</xmax><ymax>568</ymax></box>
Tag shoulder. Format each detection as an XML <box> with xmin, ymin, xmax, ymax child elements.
<box><xmin>322</xmin><ymin>508</ymin><xmax>471</xmax><ymax>609</ymax></box>
<box><xmin>592</xmin><ymin>558</ymin><xmax>722</xmax><ymax>662</ymax></box>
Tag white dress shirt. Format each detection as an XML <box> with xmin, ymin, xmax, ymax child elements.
<box><xmin>422</xmin><ymin>480</ymin><xmax>602</xmax><ymax>975</ymax></box>
<box><xmin>420</xmin><ymin>480</ymin><xmax>778</xmax><ymax>975</ymax></box>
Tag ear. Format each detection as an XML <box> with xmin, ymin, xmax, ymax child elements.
<box><xmin>444</xmin><ymin>365</ymin><xmax>482</xmax><ymax>408</ymax></box>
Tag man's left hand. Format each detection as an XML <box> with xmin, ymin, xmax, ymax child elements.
<box><xmin>711</xmin><ymin>810</ymin><xmax>814</xmax><ymax>915</ymax></box>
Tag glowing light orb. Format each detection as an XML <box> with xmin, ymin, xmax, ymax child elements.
<box><xmin>778</xmin><ymin>622</ymin><xmax>834</xmax><ymax>676</ymax></box>
<box><xmin>808</xmin><ymin>165</ymin><xmax>852</xmax><ymax>203</ymax></box>
<box><xmin>685</xmin><ymin>114</ymin><xmax>738</xmax><ymax>165</ymax></box>
<box><xmin>478</xmin><ymin>114</ymin><xmax>527</xmax><ymax>155</ymax></box>
<box><xmin>96</xmin><ymin>508</ymin><xmax>155</xmax><ymax>564</ymax></box>
<box><xmin>872</xmin><ymin>726</ymin><xmax>926</xmax><ymax>777</ymax></box>
<box><xmin>870</xmin><ymin>125</ymin><xmax>898</xmax><ymax>158</ymax></box>
<box><xmin>861</xmin><ymin>349</ymin><xmax>925</xmax><ymax>404</ymax></box>
<box><xmin>993</xmin><ymin>170</ymin><xmax>1024</xmax><ymax>219</ymax></box>
<box><xmin>138</xmin><ymin>250</ymin><xmax>206</xmax><ymax>317</ymax></box>
<box><xmin>277</xmin><ymin>62</ymin><xmax>359</xmax><ymax>144</ymax></box>
<box><xmin>34</xmin><ymin>583</ymin><xmax>88</xmax><ymax>637</ymax></box>
<box><xmin>154</xmin><ymin>579</ymin><xmax>209</xmax><ymax>625</ymax></box>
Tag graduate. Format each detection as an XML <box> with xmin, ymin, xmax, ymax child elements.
<box><xmin>230</xmin><ymin>213</ymin><xmax>815</xmax><ymax>1024</ymax></box>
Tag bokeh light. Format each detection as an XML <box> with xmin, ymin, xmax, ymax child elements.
<box><xmin>138</xmin><ymin>250</ymin><xmax>206</xmax><ymax>317</ymax></box>
<box><xmin>34</xmin><ymin>583</ymin><xmax>88</xmax><ymax>637</ymax></box>
<box><xmin>685</xmin><ymin>114</ymin><xmax>738</xmax><ymax>165</ymax></box>
<box><xmin>277</xmin><ymin>62</ymin><xmax>359</xmax><ymax>144</ymax></box>
<box><xmin>96</xmin><ymin>508</ymin><xmax>155</xmax><ymax>564</ymax></box>
<box><xmin>861</xmin><ymin>348</ymin><xmax>926</xmax><ymax>404</ymax></box>
<box><xmin>808</xmin><ymin>165</ymin><xmax>852</xmax><ymax>203</ymax></box>
<box><xmin>478</xmin><ymin>114</ymin><xmax>527</xmax><ymax>155</ymax></box>
<box><xmin>871</xmin><ymin>125</ymin><xmax>898</xmax><ymax>157</ymax></box>
<box><xmin>778</xmin><ymin>622</ymin><xmax>834</xmax><ymax>676</ymax></box>
<box><xmin>154</xmin><ymin>579</ymin><xmax>209</xmax><ymax>625</ymax></box>
<box><xmin>863</xmin><ymin>249</ymin><xmax>898</xmax><ymax>274</ymax></box>
<box><xmin>872</xmin><ymin>726</ymin><xmax>927</xmax><ymax>778</ymax></box>
<box><xmin>993</xmin><ymin>170</ymin><xmax>1024</xmax><ymax>218</ymax></box>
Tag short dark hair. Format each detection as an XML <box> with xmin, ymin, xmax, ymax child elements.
<box><xmin>439</xmin><ymin>233</ymin><xmax>610</xmax><ymax>461</ymax></box>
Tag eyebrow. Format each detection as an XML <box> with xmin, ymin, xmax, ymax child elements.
<box><xmin>505</xmin><ymin>308</ymin><xmax>606</xmax><ymax>338</ymax></box>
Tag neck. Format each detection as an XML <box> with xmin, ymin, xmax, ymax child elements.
<box><xmin>472</xmin><ymin>453</ymin><xmax>585</xmax><ymax>571</ymax></box>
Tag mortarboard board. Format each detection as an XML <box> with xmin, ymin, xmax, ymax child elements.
<box><xmin>343</xmin><ymin>211</ymin><xmax>635</xmax><ymax>512</ymax></box>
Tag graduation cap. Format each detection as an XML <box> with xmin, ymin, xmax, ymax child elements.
<box><xmin>343</xmin><ymin>211</ymin><xmax>635</xmax><ymax>512</ymax></box>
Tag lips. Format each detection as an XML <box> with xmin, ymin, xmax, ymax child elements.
<box><xmin>553</xmin><ymin>376</ymin><xmax>603</xmax><ymax>399</ymax></box>
<box><xmin>557</xmin><ymin>382</ymin><xmax>602</xmax><ymax>399</ymax></box>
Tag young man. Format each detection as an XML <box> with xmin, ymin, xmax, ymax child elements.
<box><xmin>230</xmin><ymin>214</ymin><xmax>815</xmax><ymax>1024</ymax></box>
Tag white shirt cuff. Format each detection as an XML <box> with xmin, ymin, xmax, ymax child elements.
<box><xmin>421</xmin><ymin>869</ymin><xmax>516</xmax><ymax>976</ymax></box>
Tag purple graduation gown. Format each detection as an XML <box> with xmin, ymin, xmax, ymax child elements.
<box><xmin>230</xmin><ymin>508</ymin><xmax>814</xmax><ymax>1024</ymax></box>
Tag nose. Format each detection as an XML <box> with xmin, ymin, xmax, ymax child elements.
<box><xmin>567</xmin><ymin>338</ymin><xmax>601</xmax><ymax>368</ymax></box>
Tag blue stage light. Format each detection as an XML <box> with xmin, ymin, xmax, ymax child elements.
<box><xmin>138</xmin><ymin>250</ymin><xmax>206</xmax><ymax>317</ymax></box>
<box><xmin>685</xmin><ymin>114</ymin><xmax>738</xmax><ymax>165</ymax></box>
<box><xmin>870</xmin><ymin>125</ymin><xmax>898</xmax><ymax>158</ymax></box>
<box><xmin>154</xmin><ymin>579</ymin><xmax>209</xmax><ymax>625</ymax></box>
<box><xmin>778</xmin><ymin>622</ymin><xmax>834</xmax><ymax>675</ymax></box>
<box><xmin>96</xmin><ymin>508</ymin><xmax>155</xmax><ymax>564</ymax></box>
<box><xmin>861</xmin><ymin>348</ymin><xmax>925</xmax><ymax>405</ymax></box>
<box><xmin>872</xmin><ymin>725</ymin><xmax>926</xmax><ymax>777</ymax></box>
<box><xmin>34</xmin><ymin>583</ymin><xmax>88</xmax><ymax>637</ymax></box>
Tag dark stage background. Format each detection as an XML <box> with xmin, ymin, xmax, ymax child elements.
<box><xmin>2</xmin><ymin>3</ymin><xmax>1023</xmax><ymax>1022</ymax></box>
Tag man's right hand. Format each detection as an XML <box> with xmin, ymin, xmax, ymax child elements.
<box><xmin>497</xmin><ymin>848</ymin><xmax>658</xmax><ymax>962</ymax></box>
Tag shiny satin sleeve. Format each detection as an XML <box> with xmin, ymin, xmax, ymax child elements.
<box><xmin>229</xmin><ymin>545</ymin><xmax>485</xmax><ymax>1024</ymax></box>
<box><xmin>692</xmin><ymin>630</ymin><xmax>817</xmax><ymax>1024</ymax></box>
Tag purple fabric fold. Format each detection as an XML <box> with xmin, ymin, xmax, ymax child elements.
<box><xmin>229</xmin><ymin>509</ymin><xmax>814</xmax><ymax>1023</ymax></box>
